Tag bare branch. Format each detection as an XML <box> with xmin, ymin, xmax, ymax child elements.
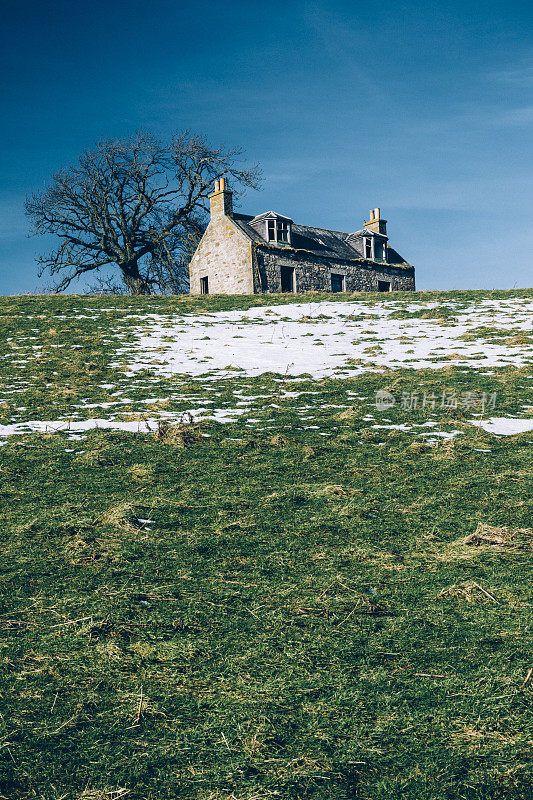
<box><xmin>26</xmin><ymin>130</ymin><xmax>261</xmax><ymax>294</ymax></box>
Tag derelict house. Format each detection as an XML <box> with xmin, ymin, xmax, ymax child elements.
<box><xmin>189</xmin><ymin>179</ymin><xmax>415</xmax><ymax>295</ymax></box>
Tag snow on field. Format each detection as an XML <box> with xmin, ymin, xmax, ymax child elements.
<box><xmin>0</xmin><ymin>407</ymin><xmax>247</xmax><ymax>439</ymax></box>
<box><xmin>470</xmin><ymin>417</ymin><xmax>533</xmax><ymax>435</ymax></box>
<box><xmin>1</xmin><ymin>297</ymin><xmax>531</xmax><ymax>440</ymax></box>
<box><xmin>119</xmin><ymin>298</ymin><xmax>533</xmax><ymax>379</ymax></box>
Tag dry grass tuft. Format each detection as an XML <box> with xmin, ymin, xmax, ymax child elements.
<box><xmin>63</xmin><ymin>533</ymin><xmax>96</xmax><ymax>565</ymax></box>
<box><xmin>406</xmin><ymin>440</ymin><xmax>431</xmax><ymax>453</ymax></box>
<box><xmin>436</xmin><ymin>523</ymin><xmax>533</xmax><ymax>563</ymax></box>
<box><xmin>98</xmin><ymin>501</ymin><xmax>144</xmax><ymax>532</ymax></box>
<box><xmin>311</xmin><ymin>484</ymin><xmax>350</xmax><ymax>498</ymax></box>
<box><xmin>506</xmin><ymin>333</ymin><xmax>533</xmax><ymax>347</ymax></box>
<box><xmin>335</xmin><ymin>406</ymin><xmax>358</xmax><ymax>420</ymax></box>
<box><xmin>129</xmin><ymin>463</ymin><xmax>154</xmax><ymax>482</ymax></box>
<box><xmin>430</xmin><ymin>438</ymin><xmax>458</xmax><ymax>460</ymax></box>
<box><xmin>463</xmin><ymin>523</ymin><xmax>533</xmax><ymax>550</ymax></box>
<box><xmin>269</xmin><ymin>434</ymin><xmax>288</xmax><ymax>446</ymax></box>
<box><xmin>153</xmin><ymin>415</ymin><xmax>204</xmax><ymax>446</ymax></box>
<box><xmin>77</xmin><ymin>789</ymin><xmax>129</xmax><ymax>800</ymax></box>
<box><xmin>436</xmin><ymin>581</ymin><xmax>497</xmax><ymax>602</ymax></box>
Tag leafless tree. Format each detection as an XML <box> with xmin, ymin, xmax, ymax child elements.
<box><xmin>88</xmin><ymin>215</ymin><xmax>203</xmax><ymax>295</ymax></box>
<box><xmin>26</xmin><ymin>131</ymin><xmax>260</xmax><ymax>294</ymax></box>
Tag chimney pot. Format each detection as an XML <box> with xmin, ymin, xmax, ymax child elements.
<box><xmin>374</xmin><ymin>207</ymin><xmax>380</xmax><ymax>218</ymax></box>
<box><xmin>220</xmin><ymin>177</ymin><xmax>226</xmax><ymax>191</ymax></box>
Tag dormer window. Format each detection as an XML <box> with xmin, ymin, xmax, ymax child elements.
<box><xmin>267</xmin><ymin>219</ymin><xmax>290</xmax><ymax>243</ymax></box>
<box><xmin>250</xmin><ymin>212</ymin><xmax>293</xmax><ymax>245</ymax></box>
<box><xmin>364</xmin><ymin>237</ymin><xmax>373</xmax><ymax>259</ymax></box>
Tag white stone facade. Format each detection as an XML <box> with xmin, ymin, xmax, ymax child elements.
<box><xmin>189</xmin><ymin>183</ymin><xmax>254</xmax><ymax>295</ymax></box>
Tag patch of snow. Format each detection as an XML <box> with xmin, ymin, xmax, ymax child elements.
<box><xmin>422</xmin><ymin>430</ymin><xmax>463</xmax><ymax>440</ymax></box>
<box><xmin>470</xmin><ymin>417</ymin><xmax>533</xmax><ymax>435</ymax></box>
<box><xmin>114</xmin><ymin>299</ymin><xmax>533</xmax><ymax>381</ymax></box>
<box><xmin>0</xmin><ymin>408</ymin><xmax>247</xmax><ymax>439</ymax></box>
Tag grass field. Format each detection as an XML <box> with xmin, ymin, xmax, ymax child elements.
<box><xmin>0</xmin><ymin>289</ymin><xmax>532</xmax><ymax>800</ymax></box>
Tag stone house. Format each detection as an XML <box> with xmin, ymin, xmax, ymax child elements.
<box><xmin>189</xmin><ymin>178</ymin><xmax>415</xmax><ymax>295</ymax></box>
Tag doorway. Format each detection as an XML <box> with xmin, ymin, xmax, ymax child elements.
<box><xmin>200</xmin><ymin>276</ymin><xmax>209</xmax><ymax>295</ymax></box>
<box><xmin>378</xmin><ymin>280</ymin><xmax>391</xmax><ymax>292</ymax></box>
<box><xmin>331</xmin><ymin>273</ymin><xmax>345</xmax><ymax>293</ymax></box>
<box><xmin>280</xmin><ymin>266</ymin><xmax>295</xmax><ymax>293</ymax></box>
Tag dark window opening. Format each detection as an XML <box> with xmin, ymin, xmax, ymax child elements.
<box><xmin>200</xmin><ymin>276</ymin><xmax>209</xmax><ymax>295</ymax></box>
<box><xmin>378</xmin><ymin>280</ymin><xmax>391</xmax><ymax>292</ymax></box>
<box><xmin>364</xmin><ymin>238</ymin><xmax>372</xmax><ymax>259</ymax></box>
<box><xmin>267</xmin><ymin>220</ymin><xmax>276</xmax><ymax>241</ymax></box>
<box><xmin>280</xmin><ymin>266</ymin><xmax>295</xmax><ymax>293</ymax></box>
<box><xmin>277</xmin><ymin>221</ymin><xmax>289</xmax><ymax>242</ymax></box>
<box><xmin>331</xmin><ymin>273</ymin><xmax>345</xmax><ymax>293</ymax></box>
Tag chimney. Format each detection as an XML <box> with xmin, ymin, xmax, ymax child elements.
<box><xmin>364</xmin><ymin>207</ymin><xmax>387</xmax><ymax>236</ymax></box>
<box><xmin>209</xmin><ymin>177</ymin><xmax>233</xmax><ymax>219</ymax></box>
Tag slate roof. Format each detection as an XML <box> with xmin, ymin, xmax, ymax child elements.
<box><xmin>232</xmin><ymin>213</ymin><xmax>409</xmax><ymax>266</ymax></box>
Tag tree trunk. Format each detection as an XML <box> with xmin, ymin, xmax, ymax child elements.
<box><xmin>121</xmin><ymin>262</ymin><xmax>151</xmax><ymax>295</ymax></box>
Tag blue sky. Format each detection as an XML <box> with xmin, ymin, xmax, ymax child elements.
<box><xmin>1</xmin><ymin>0</ymin><xmax>533</xmax><ymax>293</ymax></box>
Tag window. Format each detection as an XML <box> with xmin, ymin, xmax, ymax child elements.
<box><xmin>364</xmin><ymin>237</ymin><xmax>373</xmax><ymax>259</ymax></box>
<box><xmin>331</xmin><ymin>273</ymin><xmax>345</xmax><ymax>293</ymax></box>
<box><xmin>266</xmin><ymin>218</ymin><xmax>290</xmax><ymax>243</ymax></box>
<box><xmin>280</xmin><ymin>266</ymin><xmax>295</xmax><ymax>292</ymax></box>
<box><xmin>200</xmin><ymin>276</ymin><xmax>209</xmax><ymax>295</ymax></box>
<box><xmin>277</xmin><ymin>221</ymin><xmax>289</xmax><ymax>242</ymax></box>
<box><xmin>378</xmin><ymin>280</ymin><xmax>391</xmax><ymax>292</ymax></box>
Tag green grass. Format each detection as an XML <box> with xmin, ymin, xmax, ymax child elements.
<box><xmin>0</xmin><ymin>291</ymin><xmax>531</xmax><ymax>800</ymax></box>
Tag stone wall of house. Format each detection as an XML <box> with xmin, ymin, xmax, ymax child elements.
<box><xmin>189</xmin><ymin>204</ymin><xmax>253</xmax><ymax>295</ymax></box>
<box><xmin>255</xmin><ymin>247</ymin><xmax>415</xmax><ymax>293</ymax></box>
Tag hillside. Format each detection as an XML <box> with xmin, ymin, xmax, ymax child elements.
<box><xmin>0</xmin><ymin>289</ymin><xmax>532</xmax><ymax>800</ymax></box>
